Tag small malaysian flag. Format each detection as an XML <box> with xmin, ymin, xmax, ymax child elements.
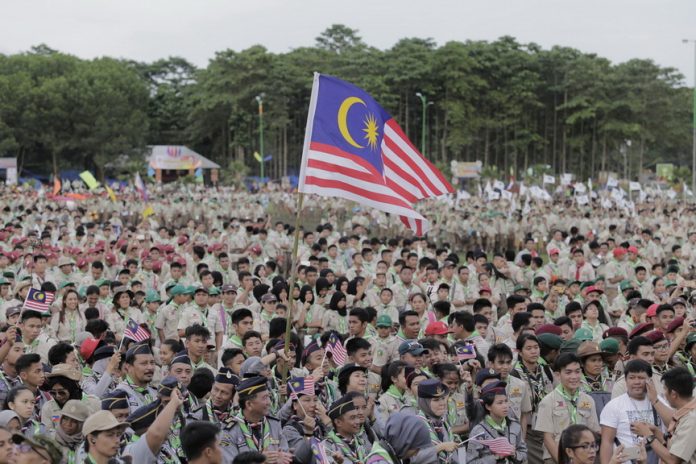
<box><xmin>455</xmin><ymin>343</ymin><xmax>477</xmax><ymax>362</ymax></box>
<box><xmin>326</xmin><ymin>333</ymin><xmax>347</xmax><ymax>366</ymax></box>
<box><xmin>288</xmin><ymin>377</ymin><xmax>315</xmax><ymax>399</ymax></box>
<box><xmin>309</xmin><ymin>437</ymin><xmax>331</xmax><ymax>464</ymax></box>
<box><xmin>471</xmin><ymin>437</ymin><xmax>515</xmax><ymax>456</ymax></box>
<box><xmin>22</xmin><ymin>288</ymin><xmax>55</xmax><ymax>313</ymax></box>
<box><xmin>123</xmin><ymin>318</ymin><xmax>150</xmax><ymax>343</ymax></box>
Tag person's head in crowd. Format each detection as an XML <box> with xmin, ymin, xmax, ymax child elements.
<box><xmin>479</xmin><ymin>379</ymin><xmax>508</xmax><ymax>424</ymax></box>
<box><xmin>512</xmin><ymin>312</ymin><xmax>533</xmax><ymax>339</ymax></box>
<box><xmin>19</xmin><ymin>310</ymin><xmax>43</xmax><ymax>345</ymax></box>
<box><xmin>506</xmin><ymin>295</ymin><xmax>527</xmax><ymax>317</ymax></box>
<box><xmin>221</xmin><ymin>348</ymin><xmax>246</xmax><ymax>375</ymax></box>
<box><xmin>473</xmin><ymin>314</ymin><xmax>489</xmax><ymax>340</ymax></box>
<box><xmin>432</xmin><ymin>300</ymin><xmax>450</xmax><ymax>321</ymax></box>
<box><xmin>582</xmin><ymin>300</ymin><xmax>607</xmax><ymax>326</ymax></box>
<box><xmin>348</xmin><ymin>308</ymin><xmax>369</xmax><ymax>338</ymax></box>
<box><xmin>160</xmin><ymin>339</ymin><xmax>184</xmax><ymax>367</ymax></box>
<box><xmin>565</xmin><ymin>301</ymin><xmax>584</xmax><ymax>330</ymax></box>
<box><xmin>240</xmin><ymin>331</ymin><xmax>262</xmax><ymax>358</ymax></box>
<box><xmin>345</xmin><ymin>338</ymin><xmax>373</xmax><ymax>371</ymax></box>
<box><xmin>0</xmin><ymin>426</ymin><xmax>13</xmax><ymax>463</ymax></box>
<box><xmin>47</xmin><ymin>342</ymin><xmax>79</xmax><ymax>370</ymax></box>
<box><xmin>169</xmin><ymin>351</ymin><xmax>193</xmax><ymax>387</ymax></box>
<box><xmin>237</xmin><ymin>376</ymin><xmax>271</xmax><ymax>421</ymax></box>
<box><xmin>124</xmin><ymin>344</ymin><xmax>155</xmax><ymax>388</ymax></box>
<box><xmin>473</xmin><ymin>298</ymin><xmax>493</xmax><ymax>323</ymax></box>
<box><xmin>188</xmin><ymin>368</ymin><xmax>215</xmax><ymax>401</ymax></box>
<box><xmin>433</xmin><ymin>363</ymin><xmax>461</xmax><ymax>395</ymax></box>
<box><xmin>16</xmin><ymin>354</ymin><xmax>44</xmax><ymax>392</ymax></box>
<box><xmin>517</xmin><ymin>334</ymin><xmax>541</xmax><ymax>369</ymax></box>
<box><xmin>624</xmin><ymin>359</ymin><xmax>652</xmax><ymax>400</ymax></box>
<box><xmin>654</xmin><ymin>304</ymin><xmax>675</xmax><ymax>332</ymax></box>
<box><xmin>82</xmin><ymin>410</ymin><xmax>129</xmax><ymax>462</ymax></box>
<box><xmin>181</xmin><ymin>421</ymin><xmax>224</xmax><ymax>464</ymax></box>
<box><xmin>526</xmin><ymin>303</ymin><xmax>546</xmax><ymax>329</ymax></box>
<box><xmin>185</xmin><ymin>324</ymin><xmax>211</xmax><ymax>363</ymax></box>
<box><xmin>661</xmin><ymin>367</ymin><xmax>694</xmax><ymax>410</ymax></box>
<box><xmin>644</xmin><ymin>331</ymin><xmax>670</xmax><ymax>366</ymax></box>
<box><xmin>209</xmin><ymin>368</ymin><xmax>238</xmax><ymax>414</ymax></box>
<box><xmin>557</xmin><ymin>424</ymin><xmax>598</xmax><ymax>464</ymax></box>
<box><xmin>399</xmin><ymin>310</ymin><xmax>421</xmax><ymax>340</ymax></box>
<box><xmin>554</xmin><ymin>316</ymin><xmax>574</xmax><ymax>341</ymax></box>
<box><xmin>553</xmin><ymin>353</ymin><xmax>583</xmax><ymax>394</ymax></box>
<box><xmin>448</xmin><ymin>311</ymin><xmax>475</xmax><ymax>341</ymax></box>
<box><xmin>487</xmin><ymin>343</ymin><xmax>515</xmax><ymax>380</ymax></box>
<box><xmin>627</xmin><ymin>336</ymin><xmax>655</xmax><ymax>365</ymax></box>
<box><xmin>381</xmin><ymin>361</ymin><xmax>408</xmax><ymax>396</ymax></box>
<box><xmin>43</xmin><ymin>364</ymin><xmax>83</xmax><ymax>409</ymax></box>
<box><xmin>5</xmin><ymin>386</ymin><xmax>35</xmax><ymax>425</ymax></box>
<box><xmin>101</xmin><ymin>390</ymin><xmax>130</xmax><ymax>423</ymax></box>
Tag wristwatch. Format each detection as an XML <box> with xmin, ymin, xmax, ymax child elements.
<box><xmin>646</xmin><ymin>435</ymin><xmax>656</xmax><ymax>445</ymax></box>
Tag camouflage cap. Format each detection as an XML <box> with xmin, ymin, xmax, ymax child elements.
<box><xmin>12</xmin><ymin>434</ymin><xmax>63</xmax><ymax>464</ymax></box>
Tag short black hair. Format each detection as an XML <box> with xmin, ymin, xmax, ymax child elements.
<box><xmin>48</xmin><ymin>342</ymin><xmax>75</xmax><ymax>366</ymax></box>
<box><xmin>20</xmin><ymin>310</ymin><xmax>42</xmax><ymax>323</ymax></box>
<box><xmin>624</xmin><ymin>359</ymin><xmax>652</xmax><ymax>378</ymax></box>
<box><xmin>516</xmin><ymin>333</ymin><xmax>539</xmax><ymax>352</ymax></box>
<box><xmin>232</xmin><ymin>308</ymin><xmax>253</xmax><ymax>325</ymax></box>
<box><xmin>232</xmin><ymin>451</ymin><xmax>267</xmax><ymax>464</ymax></box>
<box><xmin>188</xmin><ymin>368</ymin><xmax>215</xmax><ymax>399</ymax></box>
<box><xmin>448</xmin><ymin>311</ymin><xmax>475</xmax><ymax>332</ymax></box>
<box><xmin>399</xmin><ymin>310</ymin><xmax>419</xmax><ymax>326</ymax></box>
<box><xmin>185</xmin><ymin>324</ymin><xmax>210</xmax><ymax>340</ymax></box>
<box><xmin>553</xmin><ymin>353</ymin><xmax>581</xmax><ymax>372</ymax></box>
<box><xmin>627</xmin><ymin>336</ymin><xmax>652</xmax><ymax>356</ymax></box>
<box><xmin>162</xmin><ymin>339</ymin><xmax>184</xmax><ymax>354</ymax></box>
<box><xmin>345</xmin><ymin>337</ymin><xmax>371</xmax><ymax>356</ymax></box>
<box><xmin>16</xmin><ymin>353</ymin><xmax>42</xmax><ymax>374</ymax></box>
<box><xmin>221</xmin><ymin>348</ymin><xmax>245</xmax><ymax>366</ymax></box>
<box><xmin>348</xmin><ymin>308</ymin><xmax>369</xmax><ymax>323</ymax></box>
<box><xmin>662</xmin><ymin>367</ymin><xmax>694</xmax><ymax>398</ymax></box>
<box><xmin>473</xmin><ymin>298</ymin><xmax>492</xmax><ymax>313</ymax></box>
<box><xmin>487</xmin><ymin>343</ymin><xmax>514</xmax><ymax>363</ymax></box>
<box><xmin>512</xmin><ymin>312</ymin><xmax>532</xmax><ymax>333</ymax></box>
<box><xmin>181</xmin><ymin>421</ymin><xmax>220</xmax><ymax>460</ymax></box>
<box><xmin>242</xmin><ymin>331</ymin><xmax>262</xmax><ymax>345</ymax></box>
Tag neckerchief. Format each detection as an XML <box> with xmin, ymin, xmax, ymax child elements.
<box><xmin>192</xmin><ymin>304</ymin><xmax>208</xmax><ymax>327</ymax></box>
<box><xmin>515</xmin><ymin>361</ymin><xmax>548</xmax><ymax>411</ymax></box>
<box><xmin>582</xmin><ymin>373</ymin><xmax>607</xmax><ymax>392</ymax></box>
<box><xmin>237</xmin><ymin>414</ymin><xmax>272</xmax><ymax>452</ymax></box>
<box><xmin>676</xmin><ymin>352</ymin><xmax>696</xmax><ymax>377</ymax></box>
<box><xmin>327</xmin><ymin>431</ymin><xmax>366</xmax><ymax>464</ymax></box>
<box><xmin>385</xmin><ymin>385</ymin><xmax>404</xmax><ymax>402</ymax></box>
<box><xmin>125</xmin><ymin>376</ymin><xmax>153</xmax><ymax>402</ymax></box>
<box><xmin>653</xmin><ymin>363</ymin><xmax>670</xmax><ymax>375</ymax></box>
<box><xmin>205</xmin><ymin>399</ymin><xmax>231</xmax><ymax>424</ymax></box>
<box><xmin>485</xmin><ymin>415</ymin><xmax>507</xmax><ymax>434</ymax></box>
<box><xmin>555</xmin><ymin>385</ymin><xmax>579</xmax><ymax>424</ymax></box>
<box><xmin>415</xmin><ymin>409</ymin><xmax>451</xmax><ymax>464</ymax></box>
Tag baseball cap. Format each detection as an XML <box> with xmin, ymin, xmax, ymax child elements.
<box><xmin>573</xmin><ymin>327</ymin><xmax>594</xmax><ymax>342</ymax></box>
<box><xmin>398</xmin><ymin>340</ymin><xmax>428</xmax><ymax>356</ymax></box>
<box><xmin>221</xmin><ymin>284</ymin><xmax>238</xmax><ymax>293</ymax></box>
<box><xmin>424</xmin><ymin>321</ymin><xmax>449</xmax><ymax>336</ymax></box>
<box><xmin>82</xmin><ymin>410</ymin><xmax>129</xmax><ymax>436</ymax></box>
<box><xmin>376</xmin><ymin>315</ymin><xmax>392</xmax><ymax>328</ymax></box>
<box><xmin>645</xmin><ymin>304</ymin><xmax>659</xmax><ymax>318</ymax></box>
<box><xmin>60</xmin><ymin>400</ymin><xmax>90</xmax><ymax>422</ymax></box>
<box><xmin>548</xmin><ymin>248</ymin><xmax>560</xmax><ymax>256</ymax></box>
<box><xmin>599</xmin><ymin>338</ymin><xmax>620</xmax><ymax>354</ymax></box>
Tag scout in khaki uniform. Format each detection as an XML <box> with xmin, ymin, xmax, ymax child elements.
<box><xmin>371</xmin><ymin>315</ymin><xmax>399</xmax><ymax>373</ymax></box>
<box><xmin>177</xmin><ymin>286</ymin><xmax>211</xmax><ymax>338</ymax></box>
<box><xmin>534</xmin><ymin>353</ymin><xmax>600</xmax><ymax>463</ymax></box>
<box><xmin>345</xmin><ymin>337</ymin><xmax>381</xmax><ymax>396</ymax></box>
<box><xmin>155</xmin><ymin>285</ymin><xmax>191</xmax><ymax>343</ymax></box>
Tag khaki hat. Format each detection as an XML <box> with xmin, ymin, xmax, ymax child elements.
<box><xmin>83</xmin><ymin>410</ymin><xmax>128</xmax><ymax>436</ymax></box>
<box><xmin>11</xmin><ymin>434</ymin><xmax>62</xmax><ymax>464</ymax></box>
<box><xmin>47</xmin><ymin>363</ymin><xmax>82</xmax><ymax>382</ymax></box>
<box><xmin>13</xmin><ymin>279</ymin><xmax>31</xmax><ymax>294</ymax></box>
<box><xmin>576</xmin><ymin>341</ymin><xmax>607</xmax><ymax>359</ymax></box>
<box><xmin>60</xmin><ymin>400</ymin><xmax>90</xmax><ymax>422</ymax></box>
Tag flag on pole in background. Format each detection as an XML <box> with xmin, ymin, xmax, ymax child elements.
<box><xmin>79</xmin><ymin>171</ymin><xmax>100</xmax><ymax>190</ymax></box>
<box><xmin>298</xmin><ymin>73</ymin><xmax>453</xmax><ymax>235</ymax></box>
<box><xmin>105</xmin><ymin>185</ymin><xmax>117</xmax><ymax>203</ymax></box>
<box><xmin>23</xmin><ymin>288</ymin><xmax>55</xmax><ymax>313</ymax></box>
<box><xmin>142</xmin><ymin>205</ymin><xmax>155</xmax><ymax>219</ymax></box>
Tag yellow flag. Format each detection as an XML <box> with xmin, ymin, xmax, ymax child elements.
<box><xmin>105</xmin><ymin>185</ymin><xmax>117</xmax><ymax>203</ymax></box>
<box><xmin>253</xmin><ymin>151</ymin><xmax>262</xmax><ymax>163</ymax></box>
<box><xmin>142</xmin><ymin>205</ymin><xmax>155</xmax><ymax>219</ymax></box>
<box><xmin>79</xmin><ymin>171</ymin><xmax>99</xmax><ymax>190</ymax></box>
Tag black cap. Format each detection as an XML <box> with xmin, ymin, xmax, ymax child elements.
<box><xmin>101</xmin><ymin>389</ymin><xmax>129</xmax><ymax>411</ymax></box>
<box><xmin>170</xmin><ymin>351</ymin><xmax>191</xmax><ymax>366</ymax></box>
<box><xmin>328</xmin><ymin>395</ymin><xmax>357</xmax><ymax>420</ymax></box>
<box><xmin>417</xmin><ymin>379</ymin><xmax>449</xmax><ymax>399</ymax></box>
<box><xmin>237</xmin><ymin>375</ymin><xmax>268</xmax><ymax>396</ymax></box>
<box><xmin>215</xmin><ymin>368</ymin><xmax>239</xmax><ymax>386</ymax></box>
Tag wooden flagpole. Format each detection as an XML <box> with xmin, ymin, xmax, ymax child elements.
<box><xmin>280</xmin><ymin>191</ymin><xmax>305</xmax><ymax>393</ymax></box>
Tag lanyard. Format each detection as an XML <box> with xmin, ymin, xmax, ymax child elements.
<box><xmin>555</xmin><ymin>385</ymin><xmax>579</xmax><ymax>424</ymax></box>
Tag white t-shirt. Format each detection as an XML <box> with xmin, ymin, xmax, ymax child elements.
<box><xmin>600</xmin><ymin>393</ymin><xmax>661</xmax><ymax>447</ymax></box>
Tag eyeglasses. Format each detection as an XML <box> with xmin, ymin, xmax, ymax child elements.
<box><xmin>654</xmin><ymin>344</ymin><xmax>670</xmax><ymax>351</ymax></box>
<box><xmin>571</xmin><ymin>442</ymin><xmax>599</xmax><ymax>451</ymax></box>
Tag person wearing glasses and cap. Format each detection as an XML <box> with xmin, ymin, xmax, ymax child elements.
<box><xmin>220</xmin><ymin>375</ymin><xmax>291</xmax><ymax>464</ymax></box>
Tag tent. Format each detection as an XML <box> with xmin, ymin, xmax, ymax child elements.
<box><xmin>146</xmin><ymin>146</ymin><xmax>221</xmax><ymax>183</ymax></box>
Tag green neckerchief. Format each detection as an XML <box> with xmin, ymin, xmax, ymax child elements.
<box><xmin>192</xmin><ymin>304</ymin><xmax>208</xmax><ymax>327</ymax></box>
<box><xmin>237</xmin><ymin>414</ymin><xmax>272</xmax><ymax>452</ymax></box>
<box><xmin>385</xmin><ymin>385</ymin><xmax>404</xmax><ymax>401</ymax></box>
<box><xmin>125</xmin><ymin>375</ymin><xmax>152</xmax><ymax>400</ymax></box>
<box><xmin>485</xmin><ymin>415</ymin><xmax>507</xmax><ymax>434</ymax></box>
<box><xmin>327</xmin><ymin>430</ymin><xmax>366</xmax><ymax>464</ymax></box>
<box><xmin>466</xmin><ymin>330</ymin><xmax>480</xmax><ymax>340</ymax></box>
<box><xmin>676</xmin><ymin>352</ymin><xmax>696</xmax><ymax>377</ymax></box>
<box><xmin>228</xmin><ymin>334</ymin><xmax>243</xmax><ymax>348</ymax></box>
<box><xmin>555</xmin><ymin>385</ymin><xmax>579</xmax><ymax>424</ymax></box>
<box><xmin>260</xmin><ymin>310</ymin><xmax>274</xmax><ymax>322</ymax></box>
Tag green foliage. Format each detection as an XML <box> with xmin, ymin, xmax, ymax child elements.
<box><xmin>0</xmin><ymin>29</ymin><xmax>692</xmax><ymax>182</ymax></box>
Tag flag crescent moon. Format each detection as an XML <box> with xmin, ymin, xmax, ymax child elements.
<box><xmin>337</xmin><ymin>97</ymin><xmax>366</xmax><ymax>149</ymax></box>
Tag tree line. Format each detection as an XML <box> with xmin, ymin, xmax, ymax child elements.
<box><xmin>0</xmin><ymin>25</ymin><xmax>692</xmax><ymax>182</ymax></box>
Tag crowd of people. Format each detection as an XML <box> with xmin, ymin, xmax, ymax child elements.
<box><xmin>0</xmin><ymin>181</ymin><xmax>696</xmax><ymax>464</ymax></box>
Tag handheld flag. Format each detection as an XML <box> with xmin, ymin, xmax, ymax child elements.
<box><xmin>79</xmin><ymin>171</ymin><xmax>100</xmax><ymax>190</ymax></box>
<box><xmin>142</xmin><ymin>205</ymin><xmax>155</xmax><ymax>220</ymax></box>
<box><xmin>288</xmin><ymin>377</ymin><xmax>315</xmax><ymax>399</ymax></box>
<box><xmin>123</xmin><ymin>318</ymin><xmax>150</xmax><ymax>343</ymax></box>
<box><xmin>298</xmin><ymin>73</ymin><xmax>453</xmax><ymax>235</ymax></box>
<box><xmin>455</xmin><ymin>343</ymin><xmax>477</xmax><ymax>362</ymax></box>
<box><xmin>309</xmin><ymin>437</ymin><xmax>331</xmax><ymax>464</ymax></box>
<box><xmin>325</xmin><ymin>333</ymin><xmax>347</xmax><ymax>367</ymax></box>
<box><xmin>105</xmin><ymin>185</ymin><xmax>118</xmax><ymax>203</ymax></box>
<box><xmin>471</xmin><ymin>437</ymin><xmax>515</xmax><ymax>456</ymax></box>
<box><xmin>22</xmin><ymin>288</ymin><xmax>55</xmax><ymax>313</ymax></box>
<box><xmin>52</xmin><ymin>177</ymin><xmax>61</xmax><ymax>196</ymax></box>
<box><xmin>134</xmin><ymin>172</ymin><xmax>148</xmax><ymax>201</ymax></box>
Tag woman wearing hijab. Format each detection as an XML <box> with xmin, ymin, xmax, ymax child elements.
<box><xmin>346</xmin><ymin>277</ymin><xmax>367</xmax><ymax>309</ymax></box>
<box><xmin>54</xmin><ymin>400</ymin><xmax>90</xmax><ymax>464</ymax></box>
<box><xmin>366</xmin><ymin>412</ymin><xmax>438</xmax><ymax>464</ymax></box>
<box><xmin>410</xmin><ymin>379</ymin><xmax>459</xmax><ymax>464</ymax></box>
<box><xmin>323</xmin><ymin>291</ymin><xmax>348</xmax><ymax>334</ymax></box>
<box><xmin>0</xmin><ymin>411</ymin><xmax>20</xmax><ymax>434</ymax></box>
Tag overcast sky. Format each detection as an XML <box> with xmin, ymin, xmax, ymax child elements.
<box><xmin>1</xmin><ymin>0</ymin><xmax>695</xmax><ymax>84</ymax></box>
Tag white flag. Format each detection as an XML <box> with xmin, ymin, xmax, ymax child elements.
<box><xmin>502</xmin><ymin>190</ymin><xmax>513</xmax><ymax>200</ymax></box>
<box><xmin>607</xmin><ymin>177</ymin><xmax>618</xmax><ymax>188</ymax></box>
<box><xmin>543</xmin><ymin>175</ymin><xmax>555</xmax><ymax>185</ymax></box>
<box><xmin>493</xmin><ymin>180</ymin><xmax>505</xmax><ymax>191</ymax></box>
<box><xmin>574</xmin><ymin>183</ymin><xmax>587</xmax><ymax>194</ymax></box>
<box><xmin>561</xmin><ymin>173</ymin><xmax>572</xmax><ymax>186</ymax></box>
<box><xmin>577</xmin><ymin>194</ymin><xmax>589</xmax><ymax>205</ymax></box>
<box><xmin>587</xmin><ymin>178</ymin><xmax>593</xmax><ymax>191</ymax></box>
<box><xmin>629</xmin><ymin>181</ymin><xmax>642</xmax><ymax>191</ymax></box>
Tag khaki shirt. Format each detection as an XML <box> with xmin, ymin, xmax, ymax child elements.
<box><xmin>669</xmin><ymin>407</ymin><xmax>696</xmax><ymax>464</ymax></box>
<box><xmin>507</xmin><ymin>375</ymin><xmax>533</xmax><ymax>421</ymax></box>
<box><xmin>372</xmin><ymin>336</ymin><xmax>399</xmax><ymax>368</ymax></box>
<box><xmin>155</xmin><ymin>303</ymin><xmax>182</xmax><ymax>341</ymax></box>
<box><xmin>535</xmin><ymin>388</ymin><xmax>600</xmax><ymax>459</ymax></box>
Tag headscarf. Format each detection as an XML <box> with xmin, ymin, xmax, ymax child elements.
<box><xmin>417</xmin><ymin>396</ymin><xmax>444</xmax><ymax>419</ymax></box>
<box><xmin>0</xmin><ymin>410</ymin><xmax>19</xmax><ymax>428</ymax></box>
<box><xmin>383</xmin><ymin>412</ymin><xmax>433</xmax><ymax>458</ymax></box>
<box><xmin>329</xmin><ymin>291</ymin><xmax>347</xmax><ymax>317</ymax></box>
<box><xmin>299</xmin><ymin>285</ymin><xmax>313</xmax><ymax>304</ymax></box>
